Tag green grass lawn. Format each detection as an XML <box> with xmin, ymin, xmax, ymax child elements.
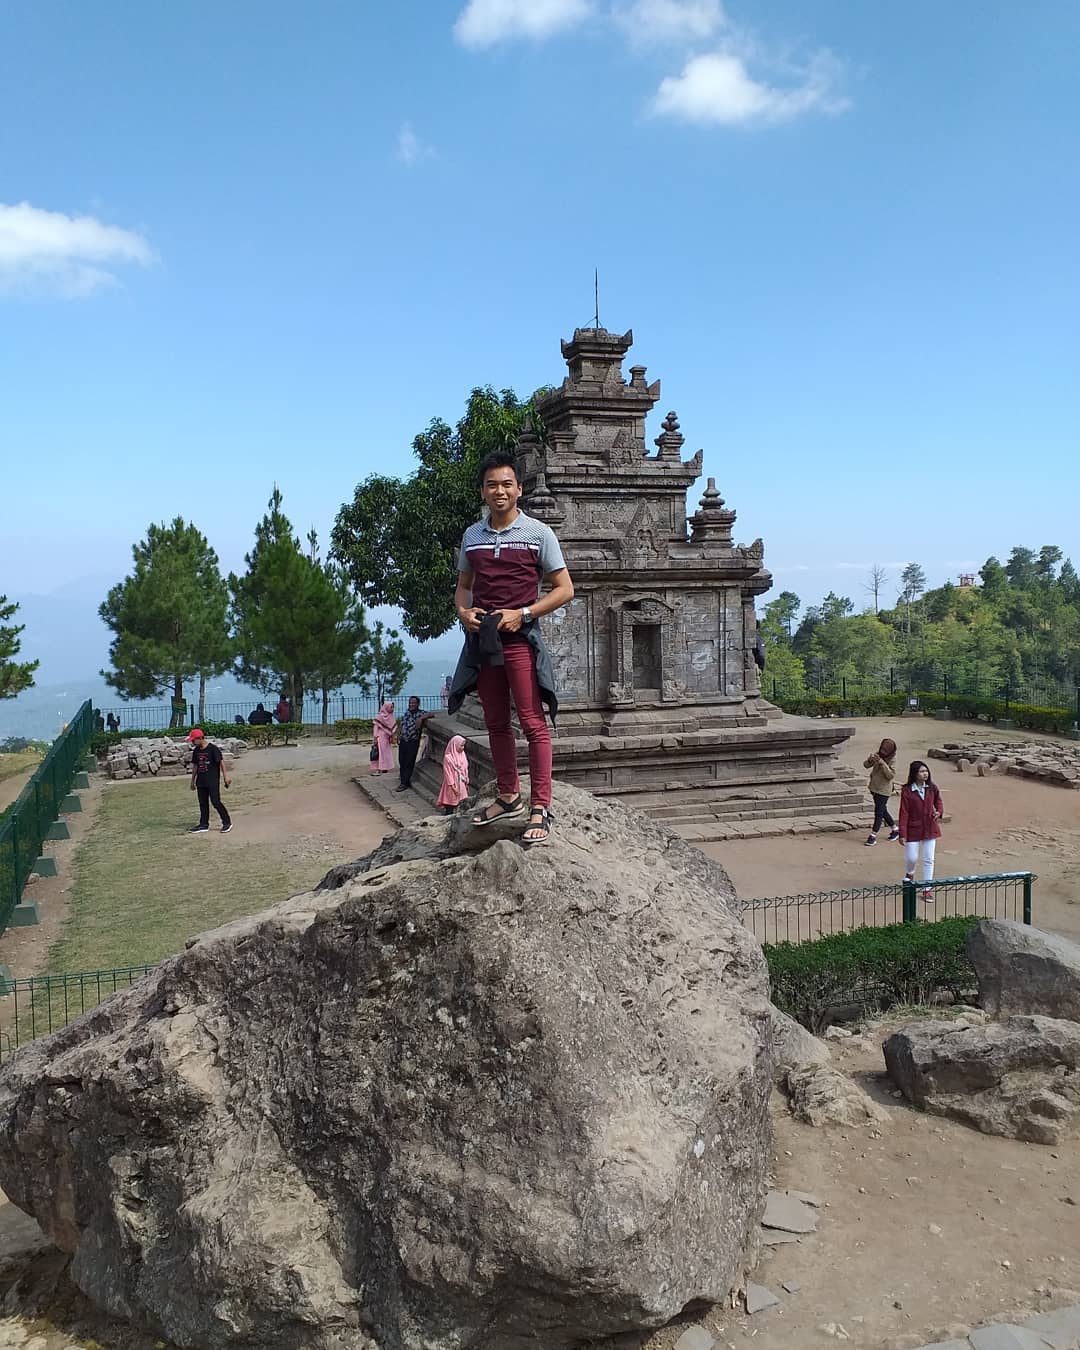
<box><xmin>0</xmin><ymin>748</ymin><xmax>42</xmax><ymax>787</ymax></box>
<box><xmin>47</xmin><ymin>778</ymin><xmax>334</xmax><ymax>973</ymax></box>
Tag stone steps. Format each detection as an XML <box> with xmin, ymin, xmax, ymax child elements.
<box><xmin>672</xmin><ymin>814</ymin><xmax>864</xmax><ymax>842</ymax></box>
<box><xmin>650</xmin><ymin>788</ymin><xmax>869</xmax><ymax>820</ymax></box>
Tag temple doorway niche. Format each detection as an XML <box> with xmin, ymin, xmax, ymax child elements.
<box><xmin>632</xmin><ymin>623</ymin><xmax>662</xmax><ymax>694</ymax></box>
<box><xmin>608</xmin><ymin>595</ymin><xmax>676</xmax><ymax>705</ymax></box>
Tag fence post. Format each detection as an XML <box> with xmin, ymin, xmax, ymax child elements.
<box><xmin>1022</xmin><ymin>874</ymin><xmax>1032</xmax><ymax>925</ymax></box>
<box><xmin>902</xmin><ymin>878</ymin><xmax>917</xmax><ymax>923</ymax></box>
<box><xmin>1075</xmin><ymin>685</ymin><xmax>1079</xmax><ymax>728</ymax></box>
<box><xmin>890</xmin><ymin>667</ymin><xmax>895</xmax><ymax>694</ymax></box>
<box><xmin>1005</xmin><ymin>682</ymin><xmax>1011</xmax><ymax>715</ymax></box>
<box><xmin>842</xmin><ymin>677</ymin><xmax>847</xmax><ymax>701</ymax></box>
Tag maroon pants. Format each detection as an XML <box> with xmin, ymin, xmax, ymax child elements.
<box><xmin>476</xmin><ymin>641</ymin><xmax>552</xmax><ymax>808</ymax></box>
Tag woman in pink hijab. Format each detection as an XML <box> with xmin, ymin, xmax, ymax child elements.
<box><xmin>371</xmin><ymin>701</ymin><xmax>397</xmax><ymax>774</ymax></box>
<box><xmin>437</xmin><ymin>735</ymin><xmax>470</xmax><ymax>813</ymax></box>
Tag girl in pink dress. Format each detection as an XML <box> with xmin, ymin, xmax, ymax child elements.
<box><xmin>371</xmin><ymin>702</ymin><xmax>396</xmax><ymax>774</ymax></box>
<box><xmin>437</xmin><ymin>735</ymin><xmax>470</xmax><ymax>813</ymax></box>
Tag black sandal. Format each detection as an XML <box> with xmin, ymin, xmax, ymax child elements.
<box><xmin>471</xmin><ymin>795</ymin><xmax>525</xmax><ymax>826</ymax></box>
<box><xmin>522</xmin><ymin>806</ymin><xmax>553</xmax><ymax>847</ymax></box>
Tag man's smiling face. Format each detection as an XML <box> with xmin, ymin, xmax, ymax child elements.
<box><xmin>481</xmin><ymin>466</ymin><xmax>522</xmax><ymax>518</ymax></box>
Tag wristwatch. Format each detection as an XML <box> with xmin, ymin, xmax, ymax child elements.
<box><xmin>521</xmin><ymin>606</ymin><xmax>533</xmax><ymax>624</ymax></box>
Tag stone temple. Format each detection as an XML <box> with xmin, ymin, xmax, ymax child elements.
<box><xmin>418</xmin><ymin>325</ymin><xmax>864</xmax><ymax>839</ymax></box>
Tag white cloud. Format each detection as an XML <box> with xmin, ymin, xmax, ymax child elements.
<box><xmin>454</xmin><ymin>0</ymin><xmax>592</xmax><ymax>48</ymax></box>
<box><xmin>396</xmin><ymin>123</ymin><xmax>434</xmax><ymax>167</ymax></box>
<box><xmin>651</xmin><ymin>47</ymin><xmax>849</xmax><ymax>125</ymax></box>
<box><xmin>613</xmin><ymin>0</ymin><xmax>725</xmax><ymax>45</ymax></box>
<box><xmin>0</xmin><ymin>201</ymin><xmax>154</xmax><ymax>299</ymax></box>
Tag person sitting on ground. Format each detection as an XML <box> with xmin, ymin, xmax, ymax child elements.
<box><xmin>898</xmin><ymin>759</ymin><xmax>943</xmax><ymax>903</ymax></box>
<box><xmin>864</xmin><ymin>737</ymin><xmax>900</xmax><ymax>846</ymax></box>
<box><xmin>437</xmin><ymin>735</ymin><xmax>470</xmax><ymax>814</ymax></box>
<box><xmin>248</xmin><ymin>702</ymin><xmax>273</xmax><ymax>726</ymax></box>
<box><xmin>187</xmin><ymin>729</ymin><xmax>232</xmax><ymax>834</ymax></box>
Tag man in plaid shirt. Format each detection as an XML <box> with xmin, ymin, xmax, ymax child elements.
<box><xmin>393</xmin><ymin>695</ymin><xmax>435</xmax><ymax>793</ymax></box>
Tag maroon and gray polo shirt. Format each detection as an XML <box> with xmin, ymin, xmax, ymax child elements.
<box><xmin>457</xmin><ymin>510</ymin><xmax>566</xmax><ymax>613</ymax></box>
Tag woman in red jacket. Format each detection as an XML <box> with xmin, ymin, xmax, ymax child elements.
<box><xmin>898</xmin><ymin>760</ymin><xmax>943</xmax><ymax>902</ymax></box>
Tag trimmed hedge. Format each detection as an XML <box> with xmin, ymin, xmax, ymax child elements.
<box><xmin>772</xmin><ymin>688</ymin><xmax>1076</xmax><ymax>734</ymax></box>
<box><xmin>764</xmin><ymin>916</ymin><xmax>980</xmax><ymax>1031</ymax></box>
<box><xmin>335</xmin><ymin>718</ymin><xmax>376</xmax><ymax>743</ymax></box>
<box><xmin>90</xmin><ymin>721</ymin><xmax>304</xmax><ymax>754</ymax></box>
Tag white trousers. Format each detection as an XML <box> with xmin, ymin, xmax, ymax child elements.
<box><xmin>904</xmin><ymin>838</ymin><xmax>936</xmax><ymax>883</ymax></box>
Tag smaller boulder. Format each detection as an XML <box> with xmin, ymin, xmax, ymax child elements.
<box><xmin>883</xmin><ymin>1015</ymin><xmax>1080</xmax><ymax>1144</ymax></box>
<box><xmin>967</xmin><ymin>920</ymin><xmax>1080</xmax><ymax>1022</ymax></box>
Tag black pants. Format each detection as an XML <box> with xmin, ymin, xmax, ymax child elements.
<box><xmin>871</xmin><ymin>793</ymin><xmax>894</xmax><ymax>833</ymax></box>
<box><xmin>398</xmin><ymin>737</ymin><xmax>420</xmax><ymax>788</ymax></box>
<box><xmin>197</xmin><ymin>777</ymin><xmax>231</xmax><ymax>828</ymax></box>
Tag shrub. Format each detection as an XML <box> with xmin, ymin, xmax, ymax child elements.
<box><xmin>772</xmin><ymin>687</ymin><xmax>1076</xmax><ymax>734</ymax></box>
<box><xmin>334</xmin><ymin>718</ymin><xmax>375</xmax><ymax>743</ymax></box>
<box><xmin>764</xmin><ymin>916</ymin><xmax>980</xmax><ymax>1031</ymax></box>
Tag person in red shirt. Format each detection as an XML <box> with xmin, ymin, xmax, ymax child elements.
<box><xmin>898</xmin><ymin>759</ymin><xmax>943</xmax><ymax>903</ymax></box>
<box><xmin>453</xmin><ymin>451</ymin><xmax>574</xmax><ymax>846</ymax></box>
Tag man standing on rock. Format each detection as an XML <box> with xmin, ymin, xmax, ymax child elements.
<box><xmin>187</xmin><ymin>729</ymin><xmax>232</xmax><ymax>834</ymax></box>
<box><xmin>450</xmin><ymin>450</ymin><xmax>574</xmax><ymax>847</ymax></box>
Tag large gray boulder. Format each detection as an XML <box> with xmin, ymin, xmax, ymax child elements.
<box><xmin>967</xmin><ymin>919</ymin><xmax>1080</xmax><ymax>1021</ymax></box>
<box><xmin>0</xmin><ymin>782</ymin><xmax>773</xmax><ymax>1350</ymax></box>
<box><xmin>883</xmin><ymin>1015</ymin><xmax>1080</xmax><ymax>1144</ymax></box>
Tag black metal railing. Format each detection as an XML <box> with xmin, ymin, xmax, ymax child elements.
<box><xmin>99</xmin><ymin>694</ymin><xmax>446</xmax><ymax>733</ymax></box>
<box><xmin>0</xmin><ymin>964</ymin><xmax>157</xmax><ymax>1063</ymax></box>
<box><xmin>0</xmin><ymin>700</ymin><xmax>95</xmax><ymax>935</ymax></box>
<box><xmin>739</xmin><ymin>871</ymin><xmax>1033</xmax><ymax>945</ymax></box>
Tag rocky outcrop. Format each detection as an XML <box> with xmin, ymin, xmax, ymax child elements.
<box><xmin>883</xmin><ymin>1015</ymin><xmax>1080</xmax><ymax>1144</ymax></box>
<box><xmin>104</xmin><ymin>735</ymin><xmax>247</xmax><ymax>780</ymax></box>
<box><xmin>968</xmin><ymin>919</ymin><xmax>1080</xmax><ymax>1022</ymax></box>
<box><xmin>0</xmin><ymin>782</ymin><xmax>773</xmax><ymax>1350</ymax></box>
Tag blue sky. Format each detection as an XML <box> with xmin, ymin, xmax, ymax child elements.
<box><xmin>2</xmin><ymin>0</ymin><xmax>1079</xmax><ymax>672</ymax></box>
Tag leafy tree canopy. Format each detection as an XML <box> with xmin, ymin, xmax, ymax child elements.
<box><xmin>331</xmin><ymin>386</ymin><xmax>543</xmax><ymax>641</ymax></box>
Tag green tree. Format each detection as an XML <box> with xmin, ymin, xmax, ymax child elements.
<box><xmin>1005</xmin><ymin>547</ymin><xmax>1037</xmax><ymax>588</ymax></box>
<box><xmin>0</xmin><ymin>597</ymin><xmax>38</xmax><ymax>700</ymax></box>
<box><xmin>979</xmin><ymin>556</ymin><xmax>1008</xmax><ymax>600</ymax></box>
<box><xmin>100</xmin><ymin>520</ymin><xmax>231</xmax><ymax>725</ymax></box>
<box><xmin>762</xmin><ymin>591</ymin><xmax>800</xmax><ymax>646</ymax></box>
<box><xmin>331</xmin><ymin>386</ymin><xmax>543</xmax><ymax>641</ymax></box>
<box><xmin>355</xmin><ymin>619</ymin><xmax>412</xmax><ymax>706</ymax></box>
<box><xmin>230</xmin><ymin>489</ymin><xmax>352</xmax><ymax>722</ymax></box>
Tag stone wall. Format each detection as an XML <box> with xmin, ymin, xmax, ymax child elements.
<box><xmin>104</xmin><ymin>736</ymin><xmax>247</xmax><ymax>781</ymax></box>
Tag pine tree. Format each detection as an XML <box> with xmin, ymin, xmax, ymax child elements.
<box><xmin>230</xmin><ymin>490</ymin><xmax>352</xmax><ymax>721</ymax></box>
<box><xmin>0</xmin><ymin>597</ymin><xmax>38</xmax><ymax>700</ymax></box>
<box><xmin>100</xmin><ymin>520</ymin><xmax>231</xmax><ymax>724</ymax></box>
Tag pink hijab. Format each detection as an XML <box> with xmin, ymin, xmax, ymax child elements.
<box><xmin>442</xmin><ymin>735</ymin><xmax>469</xmax><ymax>789</ymax></box>
<box><xmin>374</xmin><ymin>701</ymin><xmax>396</xmax><ymax>733</ymax></box>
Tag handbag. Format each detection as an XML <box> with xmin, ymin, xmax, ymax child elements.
<box><xmin>369</xmin><ymin>743</ymin><xmax>379</xmax><ymax>762</ymax></box>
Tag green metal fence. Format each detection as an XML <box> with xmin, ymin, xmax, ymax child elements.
<box><xmin>0</xmin><ymin>699</ymin><xmax>95</xmax><ymax>935</ymax></box>
<box><xmin>0</xmin><ymin>964</ymin><xmax>156</xmax><ymax>1064</ymax></box>
<box><xmin>739</xmin><ymin>870</ymin><xmax>1033</xmax><ymax>945</ymax></box>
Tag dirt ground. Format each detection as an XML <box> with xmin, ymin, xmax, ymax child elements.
<box><xmin>0</xmin><ymin>719</ymin><xmax>1079</xmax><ymax>1348</ymax></box>
<box><xmin>0</xmin><ymin>741</ymin><xmax>392</xmax><ymax>983</ymax></box>
<box><xmin>706</xmin><ymin>715</ymin><xmax>1080</xmax><ymax>944</ymax></box>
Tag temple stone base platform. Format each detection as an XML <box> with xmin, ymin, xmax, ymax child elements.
<box><xmin>411</xmin><ymin>707</ymin><xmax>868</xmax><ymax>843</ymax></box>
